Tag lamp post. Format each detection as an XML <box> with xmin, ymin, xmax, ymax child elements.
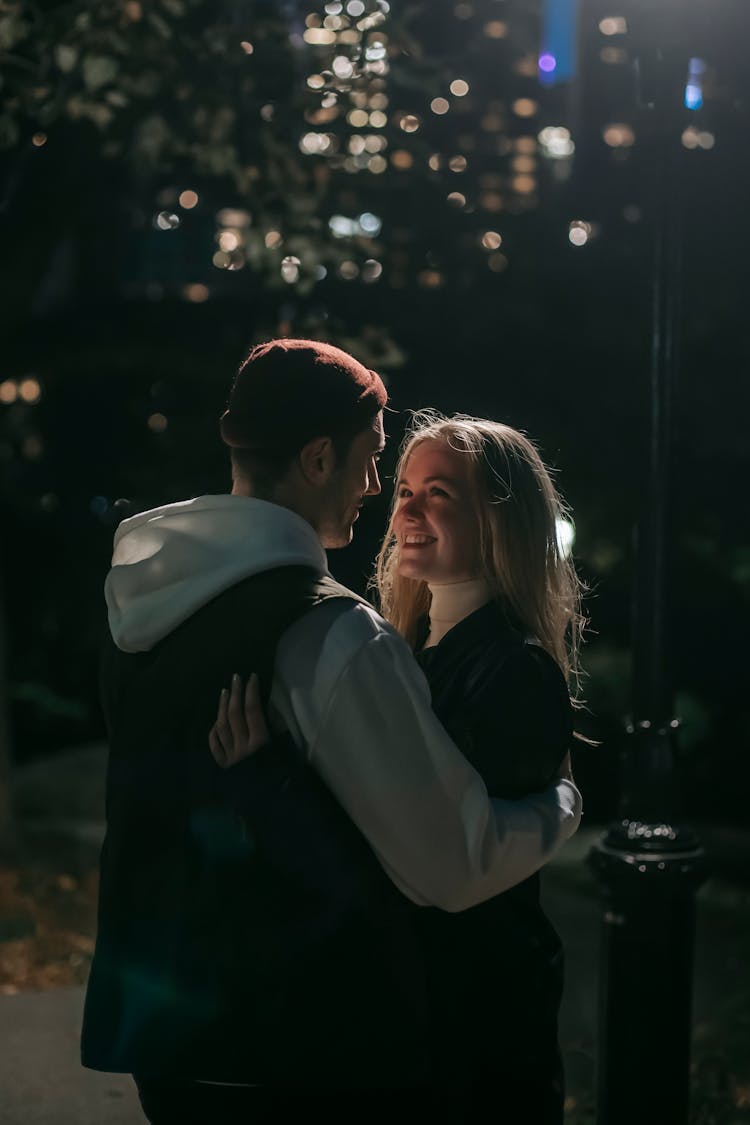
<box><xmin>587</xmin><ymin>4</ymin><xmax>706</xmax><ymax>1122</ymax></box>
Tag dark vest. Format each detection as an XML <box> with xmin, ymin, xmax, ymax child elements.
<box><xmin>82</xmin><ymin>566</ymin><xmax>428</xmax><ymax>1088</ymax></box>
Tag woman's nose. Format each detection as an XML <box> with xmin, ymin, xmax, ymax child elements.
<box><xmin>400</xmin><ymin>494</ymin><xmax>422</xmax><ymax>518</ymax></box>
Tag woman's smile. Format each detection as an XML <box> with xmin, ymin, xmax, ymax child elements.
<box><xmin>401</xmin><ymin>533</ymin><xmax>437</xmax><ymax>548</ymax></box>
<box><xmin>393</xmin><ymin>439</ymin><xmax>481</xmax><ymax>583</ymax></box>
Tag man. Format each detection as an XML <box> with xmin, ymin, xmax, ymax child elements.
<box><xmin>82</xmin><ymin>339</ymin><xmax>581</xmax><ymax>1119</ymax></box>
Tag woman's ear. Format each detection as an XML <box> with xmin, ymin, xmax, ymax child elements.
<box><xmin>298</xmin><ymin>435</ymin><xmax>336</xmax><ymax>485</ymax></box>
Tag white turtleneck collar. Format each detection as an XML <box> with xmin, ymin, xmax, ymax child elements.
<box><xmin>424</xmin><ymin>576</ymin><xmax>493</xmax><ymax>649</ymax></box>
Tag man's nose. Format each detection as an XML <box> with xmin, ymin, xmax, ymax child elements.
<box><xmin>365</xmin><ymin>459</ymin><xmax>382</xmax><ymax>496</ymax></box>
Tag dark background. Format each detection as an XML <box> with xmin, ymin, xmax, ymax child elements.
<box><xmin>1</xmin><ymin>0</ymin><xmax>748</xmax><ymax>827</ymax></box>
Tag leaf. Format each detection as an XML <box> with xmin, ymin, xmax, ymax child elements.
<box><xmin>132</xmin><ymin>113</ymin><xmax>171</xmax><ymax>163</ymax></box>
<box><xmin>0</xmin><ymin>14</ymin><xmax>29</xmax><ymax>52</ymax></box>
<box><xmin>147</xmin><ymin>12</ymin><xmax>173</xmax><ymax>39</ymax></box>
<box><xmin>0</xmin><ymin>113</ymin><xmax>20</xmax><ymax>150</ymax></box>
<box><xmin>55</xmin><ymin>44</ymin><xmax>78</xmax><ymax>74</ymax></box>
<box><xmin>82</xmin><ymin>55</ymin><xmax>118</xmax><ymax>91</ymax></box>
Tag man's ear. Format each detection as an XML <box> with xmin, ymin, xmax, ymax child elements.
<box><xmin>298</xmin><ymin>435</ymin><xmax>336</xmax><ymax>485</ymax></box>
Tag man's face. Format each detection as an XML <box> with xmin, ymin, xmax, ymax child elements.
<box><xmin>318</xmin><ymin>412</ymin><xmax>385</xmax><ymax>548</ymax></box>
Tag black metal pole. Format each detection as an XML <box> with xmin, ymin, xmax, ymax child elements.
<box><xmin>588</xmin><ymin>10</ymin><xmax>706</xmax><ymax>1123</ymax></box>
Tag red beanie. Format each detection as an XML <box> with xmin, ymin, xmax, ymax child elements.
<box><xmin>221</xmin><ymin>338</ymin><xmax>388</xmax><ymax>453</ymax></box>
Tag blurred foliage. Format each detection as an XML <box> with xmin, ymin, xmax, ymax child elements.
<box><xmin>0</xmin><ymin>0</ymin><xmax>292</xmax><ymax>175</ymax></box>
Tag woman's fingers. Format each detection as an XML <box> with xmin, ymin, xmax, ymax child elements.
<box><xmin>244</xmin><ymin>673</ymin><xmax>270</xmax><ymax>752</ymax></box>
<box><xmin>228</xmin><ymin>674</ymin><xmax>249</xmax><ymax>745</ymax></box>
<box><xmin>215</xmin><ymin>687</ymin><xmax>233</xmax><ymax>754</ymax></box>
<box><xmin>209</xmin><ymin>725</ymin><xmax>228</xmax><ymax>769</ymax></box>
<box><xmin>210</xmin><ymin>689</ymin><xmax>232</xmax><ymax>769</ymax></box>
<box><xmin>210</xmin><ymin>674</ymin><xmax>267</xmax><ymax>768</ymax></box>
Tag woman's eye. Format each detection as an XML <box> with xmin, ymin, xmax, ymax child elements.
<box><xmin>430</xmin><ymin>487</ymin><xmax>449</xmax><ymax>498</ymax></box>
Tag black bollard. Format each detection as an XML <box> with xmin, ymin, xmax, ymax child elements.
<box><xmin>588</xmin><ymin>9</ymin><xmax>706</xmax><ymax>1122</ymax></box>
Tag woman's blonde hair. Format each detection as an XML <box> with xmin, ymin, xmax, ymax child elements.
<box><xmin>374</xmin><ymin>410</ymin><xmax>587</xmax><ymax>697</ymax></box>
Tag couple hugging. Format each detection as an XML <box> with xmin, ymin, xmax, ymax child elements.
<box><xmin>82</xmin><ymin>338</ymin><xmax>584</xmax><ymax>1123</ymax></box>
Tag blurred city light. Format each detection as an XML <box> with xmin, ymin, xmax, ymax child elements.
<box><xmin>599</xmin><ymin>16</ymin><xmax>627</xmax><ymax>36</ymax></box>
<box><xmin>603</xmin><ymin>123</ymin><xmax>635</xmax><ymax>147</ymax></box>
<box><xmin>513</xmin><ymin>98</ymin><xmax>538</xmax><ymax>118</ymax></box>
<box><xmin>569</xmin><ymin>220</ymin><xmax>591</xmax><ymax>246</ymax></box>
<box><xmin>19</xmin><ymin>377</ymin><xmax>42</xmax><ymax>404</ymax></box>
<box><xmin>183</xmin><ymin>284</ymin><xmax>210</xmax><ymax>302</ymax></box>
<box><xmin>0</xmin><ymin>380</ymin><xmax>17</xmax><ymax>404</ymax></box>
<box><xmin>483</xmin><ymin>20</ymin><xmax>507</xmax><ymax>38</ymax></box>
<box><xmin>155</xmin><ymin>211</ymin><xmax>180</xmax><ymax>230</ymax></box>
<box><xmin>538</xmin><ymin>125</ymin><xmax>575</xmax><ymax>159</ymax></box>
<box><xmin>281</xmin><ymin>255</ymin><xmax>301</xmax><ymax>283</ymax></box>
<box><xmin>685</xmin><ymin>57</ymin><xmax>706</xmax><ymax>110</ymax></box>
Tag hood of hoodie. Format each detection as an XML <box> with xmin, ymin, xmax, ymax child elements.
<box><xmin>105</xmin><ymin>494</ymin><xmax>329</xmax><ymax>653</ymax></box>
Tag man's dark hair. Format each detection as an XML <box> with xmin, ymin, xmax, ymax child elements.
<box><xmin>221</xmin><ymin>338</ymin><xmax>387</xmax><ymax>493</ymax></box>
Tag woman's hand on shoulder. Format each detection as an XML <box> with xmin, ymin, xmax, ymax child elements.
<box><xmin>209</xmin><ymin>673</ymin><xmax>270</xmax><ymax>769</ymax></box>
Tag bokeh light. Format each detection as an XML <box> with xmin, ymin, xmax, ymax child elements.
<box><xmin>183</xmin><ymin>284</ymin><xmax>210</xmax><ymax>302</ymax></box>
<box><xmin>599</xmin><ymin>17</ymin><xmax>627</xmax><ymax>36</ymax></box>
<box><xmin>512</xmin><ymin>99</ymin><xmax>538</xmax><ymax>118</ymax></box>
<box><xmin>19</xmin><ymin>377</ymin><xmax>42</xmax><ymax>404</ymax></box>
<box><xmin>603</xmin><ymin>123</ymin><xmax>635</xmax><ymax>148</ymax></box>
<box><xmin>484</xmin><ymin>20</ymin><xmax>507</xmax><ymax>38</ymax></box>
<box><xmin>155</xmin><ymin>211</ymin><xmax>180</xmax><ymax>231</ymax></box>
<box><xmin>569</xmin><ymin>221</ymin><xmax>591</xmax><ymax>247</ymax></box>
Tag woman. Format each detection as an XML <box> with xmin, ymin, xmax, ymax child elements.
<box><xmin>211</xmin><ymin>411</ymin><xmax>585</xmax><ymax>1119</ymax></box>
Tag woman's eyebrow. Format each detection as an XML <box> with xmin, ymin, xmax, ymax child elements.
<box><xmin>397</xmin><ymin>475</ymin><xmax>459</xmax><ymax>488</ymax></box>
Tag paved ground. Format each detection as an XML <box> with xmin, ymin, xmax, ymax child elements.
<box><xmin>0</xmin><ymin>988</ymin><xmax>141</xmax><ymax>1124</ymax></box>
<box><xmin>1</xmin><ymin>745</ymin><xmax>747</xmax><ymax>1123</ymax></box>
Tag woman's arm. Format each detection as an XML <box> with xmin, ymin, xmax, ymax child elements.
<box><xmin>210</xmin><ymin>676</ymin><xmax>398</xmax><ymax>912</ymax></box>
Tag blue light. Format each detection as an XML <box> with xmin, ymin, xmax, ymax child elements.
<box><xmin>684</xmin><ymin>84</ymin><xmax>703</xmax><ymax>110</ymax></box>
<box><xmin>539</xmin><ymin>0</ymin><xmax>577</xmax><ymax>85</ymax></box>
<box><xmin>685</xmin><ymin>58</ymin><xmax>705</xmax><ymax>111</ymax></box>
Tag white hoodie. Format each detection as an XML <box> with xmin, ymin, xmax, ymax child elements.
<box><xmin>106</xmin><ymin>493</ymin><xmax>582</xmax><ymax>912</ymax></box>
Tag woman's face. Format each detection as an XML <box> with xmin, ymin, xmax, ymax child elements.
<box><xmin>393</xmin><ymin>439</ymin><xmax>483</xmax><ymax>584</ymax></box>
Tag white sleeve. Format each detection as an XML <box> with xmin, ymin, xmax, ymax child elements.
<box><xmin>273</xmin><ymin>605</ymin><xmax>582</xmax><ymax>913</ymax></box>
